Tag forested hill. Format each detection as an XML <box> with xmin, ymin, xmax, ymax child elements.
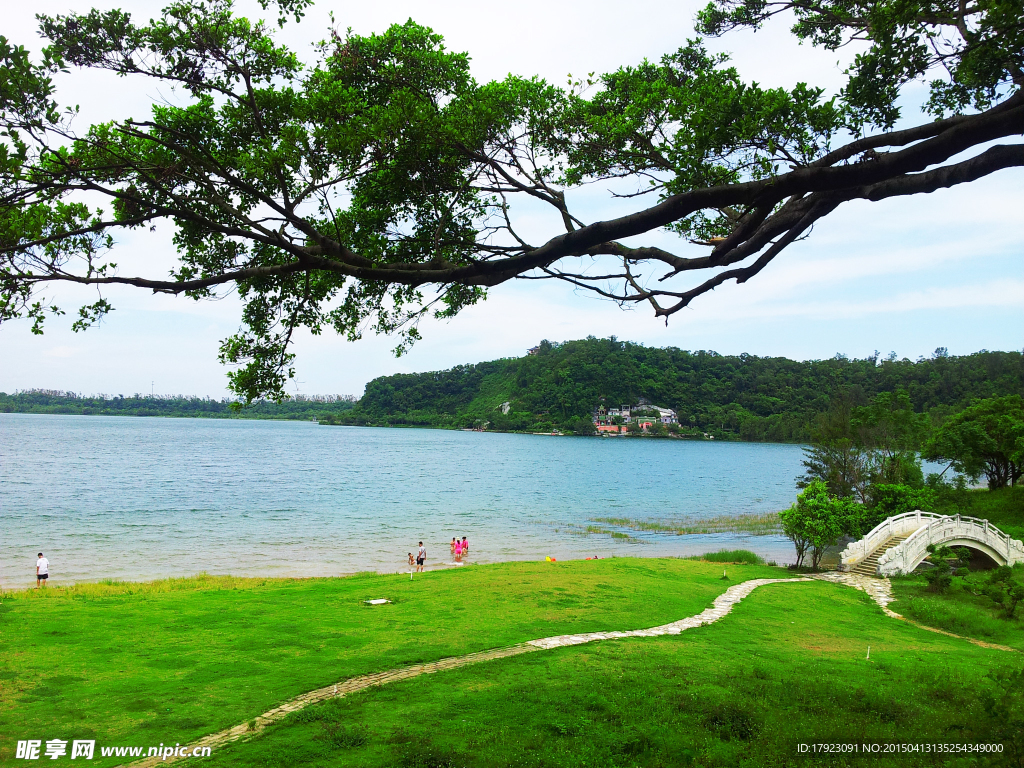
<box><xmin>331</xmin><ymin>339</ymin><xmax>1024</xmax><ymax>441</ymax></box>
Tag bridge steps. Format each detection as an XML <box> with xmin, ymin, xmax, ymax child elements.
<box><xmin>849</xmin><ymin>534</ymin><xmax>911</xmax><ymax>577</ymax></box>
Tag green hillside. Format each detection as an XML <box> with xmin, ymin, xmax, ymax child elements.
<box><xmin>325</xmin><ymin>338</ymin><xmax>1024</xmax><ymax>441</ymax></box>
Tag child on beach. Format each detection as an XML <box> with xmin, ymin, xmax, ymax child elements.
<box><xmin>450</xmin><ymin>537</ymin><xmax>457</xmax><ymax>561</ymax></box>
<box><xmin>455</xmin><ymin>538</ymin><xmax>463</xmax><ymax>562</ymax></box>
<box><xmin>408</xmin><ymin>552</ymin><xmax>415</xmax><ymax>568</ymax></box>
<box><xmin>461</xmin><ymin>536</ymin><xmax>469</xmax><ymax>557</ymax></box>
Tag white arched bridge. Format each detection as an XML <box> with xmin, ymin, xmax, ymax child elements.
<box><xmin>839</xmin><ymin>511</ymin><xmax>1024</xmax><ymax>577</ymax></box>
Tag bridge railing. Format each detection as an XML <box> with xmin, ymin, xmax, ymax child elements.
<box><xmin>838</xmin><ymin>510</ymin><xmax>945</xmax><ymax>569</ymax></box>
<box><xmin>877</xmin><ymin>514</ymin><xmax>1024</xmax><ymax>576</ymax></box>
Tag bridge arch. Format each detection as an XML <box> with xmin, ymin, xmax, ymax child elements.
<box><xmin>839</xmin><ymin>511</ymin><xmax>1024</xmax><ymax>577</ymax></box>
<box><xmin>907</xmin><ymin>536</ymin><xmax>1007</xmax><ymax>568</ymax></box>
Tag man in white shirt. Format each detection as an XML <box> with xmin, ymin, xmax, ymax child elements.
<box><xmin>416</xmin><ymin>542</ymin><xmax>426</xmax><ymax>573</ymax></box>
<box><xmin>36</xmin><ymin>552</ymin><xmax>49</xmax><ymax>588</ymax></box>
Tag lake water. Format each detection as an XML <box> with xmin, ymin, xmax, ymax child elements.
<box><xmin>0</xmin><ymin>414</ymin><xmax>809</xmax><ymax>586</ymax></box>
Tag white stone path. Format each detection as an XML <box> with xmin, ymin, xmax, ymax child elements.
<box><xmin>119</xmin><ymin>574</ymin><xmax>1014</xmax><ymax>768</ymax></box>
<box><xmin>527</xmin><ymin>577</ymin><xmax>812</xmax><ymax>649</ymax></box>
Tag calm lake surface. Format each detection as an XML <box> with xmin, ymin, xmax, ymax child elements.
<box><xmin>0</xmin><ymin>414</ymin><xmax>808</xmax><ymax>585</ymax></box>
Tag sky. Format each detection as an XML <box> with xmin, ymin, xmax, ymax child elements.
<box><xmin>2</xmin><ymin>0</ymin><xmax>1021</xmax><ymax>399</ymax></box>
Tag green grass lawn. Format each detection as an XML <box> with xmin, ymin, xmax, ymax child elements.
<box><xmin>196</xmin><ymin>580</ymin><xmax>1024</xmax><ymax>768</ymax></box>
<box><xmin>3</xmin><ymin>557</ymin><xmax>1023</xmax><ymax>767</ymax></box>
<box><xmin>0</xmin><ymin>558</ymin><xmax>789</xmax><ymax>763</ymax></box>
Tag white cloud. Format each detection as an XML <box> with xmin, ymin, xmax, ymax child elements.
<box><xmin>708</xmin><ymin>280</ymin><xmax>1024</xmax><ymax>322</ymax></box>
<box><xmin>42</xmin><ymin>345</ymin><xmax>81</xmax><ymax>359</ymax></box>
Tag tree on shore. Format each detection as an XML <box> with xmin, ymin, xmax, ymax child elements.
<box><xmin>780</xmin><ymin>480</ymin><xmax>859</xmax><ymax>569</ymax></box>
<box><xmin>2</xmin><ymin>0</ymin><xmax>1021</xmax><ymax>400</ymax></box>
<box><xmin>852</xmin><ymin>390</ymin><xmax>930</xmax><ymax>487</ymax></box>
<box><xmin>799</xmin><ymin>392</ymin><xmax>871</xmax><ymax>501</ymax></box>
<box><xmin>923</xmin><ymin>396</ymin><xmax>1024</xmax><ymax>488</ymax></box>
<box><xmin>800</xmin><ymin>389</ymin><xmax>929</xmax><ymax>500</ymax></box>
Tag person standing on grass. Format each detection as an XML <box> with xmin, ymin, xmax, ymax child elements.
<box><xmin>36</xmin><ymin>552</ymin><xmax>49</xmax><ymax>588</ymax></box>
<box><xmin>416</xmin><ymin>541</ymin><xmax>426</xmax><ymax>573</ymax></box>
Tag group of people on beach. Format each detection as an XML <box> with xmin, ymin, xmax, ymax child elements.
<box><xmin>450</xmin><ymin>536</ymin><xmax>469</xmax><ymax>562</ymax></box>
<box><xmin>407</xmin><ymin>536</ymin><xmax>469</xmax><ymax>572</ymax></box>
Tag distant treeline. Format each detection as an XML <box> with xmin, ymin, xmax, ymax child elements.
<box><xmin>0</xmin><ymin>390</ymin><xmax>357</xmax><ymax>421</ymax></box>
<box><xmin>320</xmin><ymin>338</ymin><xmax>1024</xmax><ymax>441</ymax></box>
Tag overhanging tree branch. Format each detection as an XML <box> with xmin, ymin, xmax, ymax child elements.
<box><xmin>1</xmin><ymin>0</ymin><xmax>1021</xmax><ymax>401</ymax></box>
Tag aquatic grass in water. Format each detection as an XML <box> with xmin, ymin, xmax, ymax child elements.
<box><xmin>591</xmin><ymin>512</ymin><xmax>782</xmax><ymax>536</ymax></box>
<box><xmin>688</xmin><ymin>549</ymin><xmax>766</xmax><ymax>565</ymax></box>
<box><xmin>568</xmin><ymin>524</ymin><xmax>638</xmax><ymax>541</ymax></box>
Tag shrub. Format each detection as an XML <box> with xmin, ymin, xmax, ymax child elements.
<box><xmin>924</xmin><ymin>566</ymin><xmax>953</xmax><ymax>594</ymax></box>
<box><xmin>922</xmin><ymin>544</ymin><xmax>966</xmax><ymax>594</ymax></box>
<box><xmin>982</xmin><ymin>566</ymin><xmax>1024</xmax><ymax>618</ymax></box>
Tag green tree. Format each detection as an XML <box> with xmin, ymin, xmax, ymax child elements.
<box><xmin>2</xmin><ymin>0</ymin><xmax>1022</xmax><ymax>400</ymax></box>
<box><xmin>923</xmin><ymin>396</ymin><xmax>1024</xmax><ymax>488</ymax></box>
<box><xmin>799</xmin><ymin>392</ymin><xmax>871</xmax><ymax>501</ymax></box>
<box><xmin>779</xmin><ymin>480</ymin><xmax>858</xmax><ymax>569</ymax></box>
<box><xmin>852</xmin><ymin>389</ymin><xmax>929</xmax><ymax>486</ymax></box>
<box><xmin>864</xmin><ymin>484</ymin><xmax>937</xmax><ymax>534</ymax></box>
<box><xmin>570</xmin><ymin>417</ymin><xmax>597</xmax><ymax>436</ymax></box>
<box><xmin>802</xmin><ymin>389</ymin><xmax>929</xmax><ymax>499</ymax></box>
<box><xmin>647</xmin><ymin>421</ymin><xmax>668</xmax><ymax>437</ymax></box>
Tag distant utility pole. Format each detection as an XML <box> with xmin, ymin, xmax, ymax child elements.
<box><xmin>151</xmin><ymin>381</ymin><xmax>154</xmax><ymax>397</ymax></box>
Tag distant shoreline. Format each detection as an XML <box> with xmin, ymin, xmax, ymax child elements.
<box><xmin>0</xmin><ymin>391</ymin><xmax>355</xmax><ymax>422</ymax></box>
<box><xmin>1</xmin><ymin>410</ymin><xmax>764</xmax><ymax>443</ymax></box>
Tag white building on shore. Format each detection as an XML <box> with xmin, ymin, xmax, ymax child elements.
<box><xmin>595</xmin><ymin>403</ymin><xmax>677</xmax><ymax>426</ymax></box>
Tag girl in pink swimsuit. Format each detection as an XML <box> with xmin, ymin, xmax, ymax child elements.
<box><xmin>455</xmin><ymin>538</ymin><xmax>463</xmax><ymax>562</ymax></box>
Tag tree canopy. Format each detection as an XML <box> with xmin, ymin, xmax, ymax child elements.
<box><xmin>923</xmin><ymin>395</ymin><xmax>1024</xmax><ymax>488</ymax></box>
<box><xmin>2</xmin><ymin>0</ymin><xmax>1021</xmax><ymax>400</ymax></box>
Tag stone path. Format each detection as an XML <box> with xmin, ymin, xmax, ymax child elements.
<box><xmin>527</xmin><ymin>578</ymin><xmax>812</xmax><ymax>649</ymax></box>
<box><xmin>119</xmin><ymin>573</ymin><xmax>1014</xmax><ymax>767</ymax></box>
